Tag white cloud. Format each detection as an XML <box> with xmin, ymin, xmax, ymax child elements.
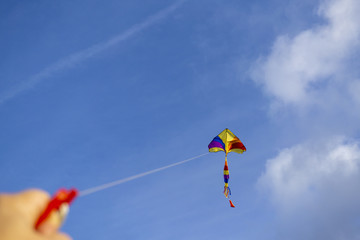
<box><xmin>252</xmin><ymin>2</ymin><xmax>360</xmax><ymax>238</ymax></box>
<box><xmin>252</xmin><ymin>0</ymin><xmax>360</xmax><ymax>106</ymax></box>
<box><xmin>259</xmin><ymin>136</ymin><xmax>360</xmax><ymax>239</ymax></box>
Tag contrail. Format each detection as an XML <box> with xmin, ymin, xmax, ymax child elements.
<box><xmin>0</xmin><ymin>0</ymin><xmax>187</xmax><ymax>105</ymax></box>
<box><xmin>79</xmin><ymin>153</ymin><xmax>208</xmax><ymax>197</ymax></box>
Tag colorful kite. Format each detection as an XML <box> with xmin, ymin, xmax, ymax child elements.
<box><xmin>208</xmin><ymin>128</ymin><xmax>246</xmax><ymax>207</ymax></box>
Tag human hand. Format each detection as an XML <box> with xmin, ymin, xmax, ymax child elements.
<box><xmin>0</xmin><ymin>189</ymin><xmax>71</xmax><ymax>240</ymax></box>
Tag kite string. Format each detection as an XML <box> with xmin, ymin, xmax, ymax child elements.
<box><xmin>79</xmin><ymin>153</ymin><xmax>209</xmax><ymax>197</ymax></box>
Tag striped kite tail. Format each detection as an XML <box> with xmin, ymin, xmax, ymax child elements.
<box><xmin>223</xmin><ymin>156</ymin><xmax>235</xmax><ymax>208</ymax></box>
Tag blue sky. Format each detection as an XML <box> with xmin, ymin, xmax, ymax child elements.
<box><xmin>1</xmin><ymin>0</ymin><xmax>360</xmax><ymax>239</ymax></box>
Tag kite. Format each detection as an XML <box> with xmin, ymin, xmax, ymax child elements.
<box><xmin>208</xmin><ymin>128</ymin><xmax>246</xmax><ymax>208</ymax></box>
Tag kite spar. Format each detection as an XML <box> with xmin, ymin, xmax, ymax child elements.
<box><xmin>208</xmin><ymin>128</ymin><xmax>246</xmax><ymax>208</ymax></box>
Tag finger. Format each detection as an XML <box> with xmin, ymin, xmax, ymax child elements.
<box><xmin>12</xmin><ymin>189</ymin><xmax>50</xmax><ymax>224</ymax></box>
<box><xmin>50</xmin><ymin>232</ymin><xmax>72</xmax><ymax>240</ymax></box>
<box><xmin>37</xmin><ymin>221</ymin><xmax>58</xmax><ymax>235</ymax></box>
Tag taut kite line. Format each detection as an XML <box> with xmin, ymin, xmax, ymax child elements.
<box><xmin>34</xmin><ymin>153</ymin><xmax>208</xmax><ymax>230</ymax></box>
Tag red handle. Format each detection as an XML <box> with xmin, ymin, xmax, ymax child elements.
<box><xmin>35</xmin><ymin>188</ymin><xmax>78</xmax><ymax>230</ymax></box>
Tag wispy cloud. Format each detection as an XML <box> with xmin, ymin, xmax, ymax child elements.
<box><xmin>0</xmin><ymin>0</ymin><xmax>187</xmax><ymax>105</ymax></box>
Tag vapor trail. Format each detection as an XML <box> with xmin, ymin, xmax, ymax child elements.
<box><xmin>0</xmin><ymin>0</ymin><xmax>187</xmax><ymax>105</ymax></box>
<box><xmin>79</xmin><ymin>153</ymin><xmax>208</xmax><ymax>197</ymax></box>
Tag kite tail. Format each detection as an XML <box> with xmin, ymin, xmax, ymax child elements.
<box><xmin>224</xmin><ymin>156</ymin><xmax>235</xmax><ymax>208</ymax></box>
<box><xmin>223</xmin><ymin>184</ymin><xmax>231</xmax><ymax>197</ymax></box>
<box><xmin>223</xmin><ymin>156</ymin><xmax>230</xmax><ymax>197</ymax></box>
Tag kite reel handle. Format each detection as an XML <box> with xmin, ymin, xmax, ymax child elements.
<box><xmin>35</xmin><ymin>188</ymin><xmax>78</xmax><ymax>231</ymax></box>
